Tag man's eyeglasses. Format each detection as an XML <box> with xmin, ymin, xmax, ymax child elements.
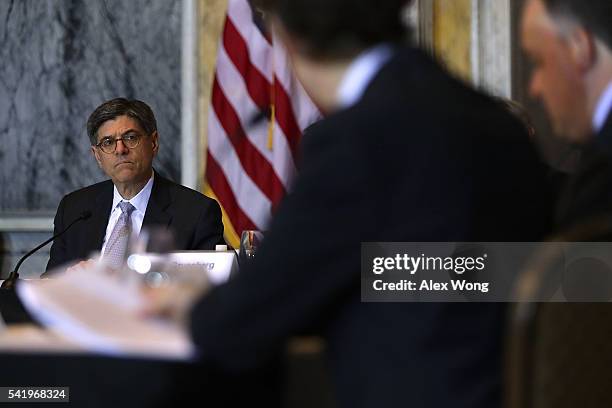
<box><xmin>95</xmin><ymin>133</ymin><xmax>142</xmax><ymax>154</ymax></box>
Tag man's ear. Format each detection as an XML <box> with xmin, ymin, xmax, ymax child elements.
<box><xmin>151</xmin><ymin>131</ymin><xmax>159</xmax><ymax>155</ymax></box>
<box><xmin>91</xmin><ymin>146</ymin><xmax>103</xmax><ymax>168</ymax></box>
<box><xmin>568</xmin><ymin>26</ymin><xmax>596</xmax><ymax>73</ymax></box>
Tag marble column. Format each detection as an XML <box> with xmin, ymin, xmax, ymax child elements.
<box><xmin>432</xmin><ymin>0</ymin><xmax>473</xmax><ymax>83</ymax></box>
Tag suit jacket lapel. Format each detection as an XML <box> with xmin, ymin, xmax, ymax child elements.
<box><xmin>89</xmin><ymin>181</ymin><xmax>114</xmax><ymax>254</ymax></box>
<box><xmin>142</xmin><ymin>173</ymin><xmax>172</xmax><ymax>230</ymax></box>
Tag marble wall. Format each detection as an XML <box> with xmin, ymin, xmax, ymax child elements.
<box><xmin>0</xmin><ymin>231</ymin><xmax>50</xmax><ymax>279</ymax></box>
<box><xmin>0</xmin><ymin>0</ymin><xmax>182</xmax><ymax>213</ymax></box>
<box><xmin>0</xmin><ymin>0</ymin><xmax>182</xmax><ymax>278</ymax></box>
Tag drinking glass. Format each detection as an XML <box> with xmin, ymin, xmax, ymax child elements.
<box><xmin>239</xmin><ymin>230</ymin><xmax>264</xmax><ymax>264</ymax></box>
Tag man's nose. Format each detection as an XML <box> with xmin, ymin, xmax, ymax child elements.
<box><xmin>528</xmin><ymin>73</ymin><xmax>541</xmax><ymax>99</ymax></box>
<box><xmin>115</xmin><ymin>139</ymin><xmax>129</xmax><ymax>154</ymax></box>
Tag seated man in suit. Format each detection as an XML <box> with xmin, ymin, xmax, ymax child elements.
<box><xmin>149</xmin><ymin>1</ymin><xmax>554</xmax><ymax>407</ymax></box>
<box><xmin>46</xmin><ymin>98</ymin><xmax>224</xmax><ymax>274</ymax></box>
<box><xmin>521</xmin><ymin>0</ymin><xmax>612</xmax><ymax>228</ymax></box>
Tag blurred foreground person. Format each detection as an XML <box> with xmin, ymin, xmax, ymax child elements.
<box><xmin>157</xmin><ymin>1</ymin><xmax>553</xmax><ymax>406</ymax></box>
<box><xmin>521</xmin><ymin>0</ymin><xmax>612</xmax><ymax>227</ymax></box>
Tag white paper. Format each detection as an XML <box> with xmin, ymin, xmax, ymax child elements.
<box><xmin>16</xmin><ymin>268</ymin><xmax>195</xmax><ymax>361</ymax></box>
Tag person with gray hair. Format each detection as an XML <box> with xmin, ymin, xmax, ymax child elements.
<box><xmin>46</xmin><ymin>98</ymin><xmax>225</xmax><ymax>274</ymax></box>
<box><xmin>521</xmin><ymin>0</ymin><xmax>612</xmax><ymax>227</ymax></box>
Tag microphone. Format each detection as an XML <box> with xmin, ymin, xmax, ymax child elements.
<box><xmin>1</xmin><ymin>210</ymin><xmax>92</xmax><ymax>290</ymax></box>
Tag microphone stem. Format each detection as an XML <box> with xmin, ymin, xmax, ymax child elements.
<box><xmin>11</xmin><ymin>236</ymin><xmax>57</xmax><ymax>280</ymax></box>
<box><xmin>5</xmin><ymin>215</ymin><xmax>86</xmax><ymax>283</ymax></box>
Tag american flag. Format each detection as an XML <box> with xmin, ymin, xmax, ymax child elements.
<box><xmin>205</xmin><ymin>0</ymin><xmax>320</xmax><ymax>247</ymax></box>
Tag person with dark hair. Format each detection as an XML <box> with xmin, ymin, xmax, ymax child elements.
<box><xmin>46</xmin><ymin>98</ymin><xmax>225</xmax><ymax>274</ymax></box>
<box><xmin>149</xmin><ymin>1</ymin><xmax>553</xmax><ymax>407</ymax></box>
<box><xmin>521</xmin><ymin>0</ymin><xmax>612</xmax><ymax>227</ymax></box>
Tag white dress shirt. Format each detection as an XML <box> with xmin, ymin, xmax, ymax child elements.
<box><xmin>336</xmin><ymin>44</ymin><xmax>394</xmax><ymax>109</ymax></box>
<box><xmin>594</xmin><ymin>81</ymin><xmax>612</xmax><ymax>134</ymax></box>
<box><xmin>100</xmin><ymin>174</ymin><xmax>154</xmax><ymax>255</ymax></box>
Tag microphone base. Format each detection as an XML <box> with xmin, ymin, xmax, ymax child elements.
<box><xmin>1</xmin><ymin>274</ymin><xmax>18</xmax><ymax>291</ymax></box>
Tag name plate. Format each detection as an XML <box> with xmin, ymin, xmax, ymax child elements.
<box><xmin>129</xmin><ymin>251</ymin><xmax>239</xmax><ymax>285</ymax></box>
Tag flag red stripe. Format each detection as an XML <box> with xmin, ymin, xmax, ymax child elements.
<box><xmin>206</xmin><ymin>151</ymin><xmax>258</xmax><ymax>233</ymax></box>
<box><xmin>224</xmin><ymin>16</ymin><xmax>303</xmax><ymax>161</ymax></box>
<box><xmin>212</xmin><ymin>78</ymin><xmax>286</xmax><ymax>205</ymax></box>
<box><xmin>273</xmin><ymin>77</ymin><xmax>303</xmax><ymax>158</ymax></box>
<box><xmin>224</xmin><ymin>17</ymin><xmax>270</xmax><ymax>111</ymax></box>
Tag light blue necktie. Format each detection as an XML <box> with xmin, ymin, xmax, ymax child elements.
<box><xmin>103</xmin><ymin>201</ymin><xmax>135</xmax><ymax>269</ymax></box>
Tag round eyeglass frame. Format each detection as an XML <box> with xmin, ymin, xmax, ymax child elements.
<box><xmin>95</xmin><ymin>133</ymin><xmax>142</xmax><ymax>154</ymax></box>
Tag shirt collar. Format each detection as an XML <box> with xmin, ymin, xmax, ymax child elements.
<box><xmin>594</xmin><ymin>81</ymin><xmax>612</xmax><ymax>134</ymax></box>
<box><xmin>112</xmin><ymin>173</ymin><xmax>155</xmax><ymax>214</ymax></box>
<box><xmin>337</xmin><ymin>44</ymin><xmax>394</xmax><ymax>109</ymax></box>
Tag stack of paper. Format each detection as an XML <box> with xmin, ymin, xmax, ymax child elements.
<box><xmin>16</xmin><ymin>269</ymin><xmax>194</xmax><ymax>361</ymax></box>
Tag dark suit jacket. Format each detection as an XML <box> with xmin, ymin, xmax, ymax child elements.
<box><xmin>556</xmin><ymin>113</ymin><xmax>612</xmax><ymax>229</ymax></box>
<box><xmin>190</xmin><ymin>47</ymin><xmax>554</xmax><ymax>408</ymax></box>
<box><xmin>46</xmin><ymin>171</ymin><xmax>225</xmax><ymax>273</ymax></box>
